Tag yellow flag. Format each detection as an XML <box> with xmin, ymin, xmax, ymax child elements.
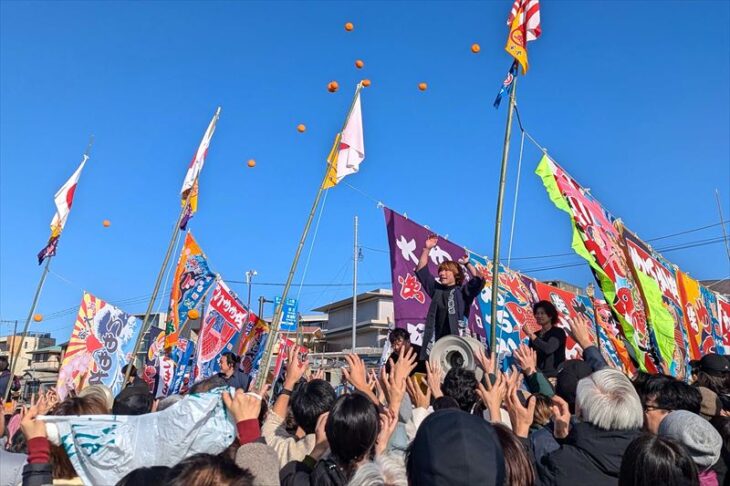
<box><xmin>505</xmin><ymin>12</ymin><xmax>529</xmax><ymax>74</ymax></box>
<box><xmin>322</xmin><ymin>133</ymin><xmax>342</xmax><ymax>190</ymax></box>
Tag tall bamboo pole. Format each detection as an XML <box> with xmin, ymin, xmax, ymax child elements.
<box><xmin>489</xmin><ymin>73</ymin><xmax>519</xmax><ymax>373</ymax></box>
<box><xmin>254</xmin><ymin>83</ymin><xmax>363</xmax><ymax>389</ymax></box>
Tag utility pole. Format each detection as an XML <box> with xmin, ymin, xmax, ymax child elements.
<box><xmin>352</xmin><ymin>216</ymin><xmax>359</xmax><ymax>352</ymax></box>
<box><xmin>715</xmin><ymin>190</ymin><xmax>730</xmax><ymax>266</ymax></box>
<box><xmin>246</xmin><ymin>270</ymin><xmax>258</xmax><ymax>314</ymax></box>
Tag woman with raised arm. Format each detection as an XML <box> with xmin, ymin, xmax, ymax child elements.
<box><xmin>415</xmin><ymin>234</ymin><xmax>484</xmax><ymax>360</ymax></box>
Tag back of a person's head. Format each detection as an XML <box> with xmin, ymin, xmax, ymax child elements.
<box><xmin>50</xmin><ymin>395</ymin><xmax>109</xmax><ymax>479</ymax></box>
<box><xmin>116</xmin><ymin>466</ymin><xmax>170</xmax><ymax>486</ymax></box>
<box><xmin>658</xmin><ymin>410</ymin><xmax>723</xmax><ymax>470</ymax></box>
<box><xmin>492</xmin><ymin>422</ymin><xmax>535</xmax><ymax>486</ymax></box>
<box><xmin>619</xmin><ymin>434</ymin><xmax>699</xmax><ymax>486</ymax></box>
<box><xmin>121</xmin><ymin>364</ymin><xmax>137</xmax><ymax>377</ymax></box>
<box><xmin>190</xmin><ymin>375</ymin><xmax>228</xmax><ymax>394</ymax></box>
<box><xmin>632</xmin><ymin>373</ymin><xmax>701</xmax><ymax>414</ymax></box>
<box><xmin>79</xmin><ymin>384</ymin><xmax>114</xmax><ymax>413</ymax></box>
<box><xmin>157</xmin><ymin>394</ymin><xmax>184</xmax><ymax>412</ymax></box>
<box><xmin>164</xmin><ymin>453</ymin><xmax>252</xmax><ymax>486</ymax></box>
<box><xmin>0</xmin><ymin>355</ymin><xmax>8</xmax><ymax>371</ymax></box>
<box><xmin>694</xmin><ymin>370</ymin><xmax>730</xmax><ymax>397</ymax></box>
<box><xmin>407</xmin><ymin>409</ymin><xmax>505</xmax><ymax>486</ymax></box>
<box><xmin>347</xmin><ymin>453</ymin><xmax>407</xmax><ymax>486</ymax></box>
<box><xmin>555</xmin><ymin>359</ymin><xmax>593</xmax><ymax>414</ymax></box>
<box><xmin>291</xmin><ymin>378</ymin><xmax>336</xmax><ymax>434</ymax></box>
<box><xmin>633</xmin><ymin>372</ymin><xmax>675</xmax><ymax>404</ymax></box>
<box><xmin>234</xmin><ymin>443</ymin><xmax>280</xmax><ymax>486</ymax></box>
<box><xmin>112</xmin><ymin>385</ymin><xmax>153</xmax><ymax>416</ymax></box>
<box><xmin>442</xmin><ymin>367</ymin><xmax>478</xmax><ymax>413</ymax></box>
<box><xmin>326</xmin><ymin>392</ymin><xmax>379</xmax><ymax>474</ymax></box>
<box><xmin>532</xmin><ymin>393</ymin><xmax>553</xmax><ymax>427</ymax></box>
<box><xmin>576</xmin><ymin>368</ymin><xmax>643</xmax><ymax>431</ymax></box>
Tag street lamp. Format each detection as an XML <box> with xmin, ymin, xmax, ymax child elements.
<box><xmin>245</xmin><ymin>270</ymin><xmax>258</xmax><ymax>311</ymax></box>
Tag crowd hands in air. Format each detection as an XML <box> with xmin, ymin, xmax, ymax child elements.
<box><xmin>0</xmin><ymin>329</ymin><xmax>729</xmax><ymax>486</ymax></box>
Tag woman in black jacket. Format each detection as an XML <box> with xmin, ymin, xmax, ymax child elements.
<box><xmin>280</xmin><ymin>392</ymin><xmax>381</xmax><ymax>486</ymax></box>
<box><xmin>527</xmin><ymin>301</ymin><xmax>566</xmax><ymax>379</ymax></box>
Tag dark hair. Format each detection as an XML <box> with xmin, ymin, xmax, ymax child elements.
<box><xmin>532</xmin><ymin>393</ymin><xmax>553</xmax><ymax>427</ymax></box>
<box><xmin>432</xmin><ymin>396</ymin><xmax>460</xmax><ymax>410</ymax></box>
<box><xmin>164</xmin><ymin>453</ymin><xmax>252</xmax><ymax>486</ymax></box>
<box><xmin>51</xmin><ymin>395</ymin><xmax>108</xmax><ymax>479</ymax></box>
<box><xmin>221</xmin><ymin>352</ymin><xmax>240</xmax><ymax>368</ymax></box>
<box><xmin>694</xmin><ymin>371</ymin><xmax>730</xmax><ymax>397</ymax></box>
<box><xmin>619</xmin><ymin>434</ymin><xmax>699</xmax><ymax>486</ymax></box>
<box><xmin>190</xmin><ymin>375</ymin><xmax>228</xmax><ymax>395</ymax></box>
<box><xmin>116</xmin><ymin>466</ymin><xmax>170</xmax><ymax>486</ymax></box>
<box><xmin>121</xmin><ymin>364</ymin><xmax>137</xmax><ymax>377</ymax></box>
<box><xmin>291</xmin><ymin>379</ymin><xmax>336</xmax><ymax>434</ymax></box>
<box><xmin>112</xmin><ymin>387</ymin><xmax>153</xmax><ymax>416</ymax></box>
<box><xmin>633</xmin><ymin>373</ymin><xmax>701</xmax><ymax>414</ymax></box>
<box><xmin>388</xmin><ymin>328</ymin><xmax>410</xmax><ymax>345</ymax></box>
<box><xmin>442</xmin><ymin>367</ymin><xmax>478</xmax><ymax>413</ymax></box>
<box><xmin>492</xmin><ymin>423</ymin><xmax>535</xmax><ymax>486</ymax></box>
<box><xmin>0</xmin><ymin>356</ymin><xmax>8</xmax><ymax>372</ymax></box>
<box><xmin>532</xmin><ymin>301</ymin><xmax>559</xmax><ymax>325</ymax></box>
<box><xmin>9</xmin><ymin>429</ymin><xmax>27</xmax><ymax>454</ymax></box>
<box><xmin>437</xmin><ymin>261</ymin><xmax>465</xmax><ymax>286</ymax></box>
<box><xmin>709</xmin><ymin>416</ymin><xmax>730</xmax><ymax>452</ymax></box>
<box><xmin>326</xmin><ymin>392</ymin><xmax>380</xmax><ymax>479</ymax></box>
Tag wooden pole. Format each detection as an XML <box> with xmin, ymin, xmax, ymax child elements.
<box><xmin>489</xmin><ymin>73</ymin><xmax>518</xmax><ymax>373</ymax></box>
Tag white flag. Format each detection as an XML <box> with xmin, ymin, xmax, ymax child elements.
<box><xmin>180</xmin><ymin>107</ymin><xmax>221</xmax><ymax>197</ymax></box>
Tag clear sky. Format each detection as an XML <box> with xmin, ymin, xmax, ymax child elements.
<box><xmin>1</xmin><ymin>1</ymin><xmax>729</xmax><ymax>343</ymax></box>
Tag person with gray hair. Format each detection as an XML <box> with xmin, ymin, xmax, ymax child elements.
<box><xmin>536</xmin><ymin>369</ymin><xmax>643</xmax><ymax>486</ymax></box>
<box><xmin>346</xmin><ymin>453</ymin><xmax>407</xmax><ymax>486</ymax></box>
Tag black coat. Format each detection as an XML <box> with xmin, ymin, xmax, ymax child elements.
<box><xmin>280</xmin><ymin>458</ymin><xmax>348</xmax><ymax>486</ymax></box>
<box><xmin>537</xmin><ymin>422</ymin><xmax>640</xmax><ymax>486</ymax></box>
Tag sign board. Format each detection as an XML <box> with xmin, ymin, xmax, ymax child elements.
<box><xmin>275</xmin><ymin>297</ymin><xmax>299</xmax><ymax>332</ymax></box>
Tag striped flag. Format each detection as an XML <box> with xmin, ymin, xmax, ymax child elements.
<box><xmin>180</xmin><ymin>107</ymin><xmax>221</xmax><ymax>230</ymax></box>
<box><xmin>505</xmin><ymin>0</ymin><xmax>541</xmax><ymax>74</ymax></box>
<box><xmin>493</xmin><ymin>61</ymin><xmax>518</xmax><ymax>109</ymax></box>
<box><xmin>37</xmin><ymin>155</ymin><xmax>88</xmax><ymax>264</ymax></box>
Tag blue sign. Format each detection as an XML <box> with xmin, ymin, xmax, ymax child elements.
<box><xmin>275</xmin><ymin>297</ymin><xmax>299</xmax><ymax>332</ymax></box>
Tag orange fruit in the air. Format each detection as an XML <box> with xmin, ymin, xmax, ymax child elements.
<box><xmin>471</xmin><ymin>43</ymin><xmax>481</xmax><ymax>53</ymax></box>
<box><xmin>328</xmin><ymin>81</ymin><xmax>339</xmax><ymax>93</ymax></box>
<box><xmin>102</xmin><ymin>219</ymin><xmax>111</xmax><ymax>227</ymax></box>
<box><xmin>247</xmin><ymin>159</ymin><xmax>256</xmax><ymax>168</ymax></box>
<box><xmin>188</xmin><ymin>309</ymin><xmax>200</xmax><ymax>320</ymax></box>
<box><xmin>355</xmin><ymin>59</ymin><xmax>364</xmax><ymax>69</ymax></box>
<box><xmin>297</xmin><ymin>124</ymin><xmax>306</xmax><ymax>133</ymax></box>
<box><xmin>418</xmin><ymin>82</ymin><xmax>427</xmax><ymax>91</ymax></box>
<box><xmin>361</xmin><ymin>79</ymin><xmax>371</xmax><ymax>87</ymax></box>
<box><xmin>344</xmin><ymin>22</ymin><xmax>354</xmax><ymax>31</ymax></box>
<box><xmin>33</xmin><ymin>314</ymin><xmax>43</xmax><ymax>322</ymax></box>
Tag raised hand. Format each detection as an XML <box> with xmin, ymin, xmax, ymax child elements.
<box><xmin>375</xmin><ymin>408</ymin><xmax>398</xmax><ymax>456</ymax></box>
<box><xmin>406</xmin><ymin>376</ymin><xmax>431</xmax><ymax>409</ymax></box>
<box><xmin>568</xmin><ymin>314</ymin><xmax>594</xmax><ymax>349</ymax></box>
<box><xmin>343</xmin><ymin>354</ymin><xmax>369</xmax><ymax>392</ymax></box>
<box><xmin>551</xmin><ymin>395</ymin><xmax>571</xmax><ymax>439</ymax></box>
<box><xmin>424</xmin><ymin>234</ymin><xmax>438</xmax><ymax>250</ymax></box>
<box><xmin>505</xmin><ymin>385</ymin><xmax>536</xmax><ymax>439</ymax></box>
<box><xmin>310</xmin><ymin>412</ymin><xmax>330</xmax><ymax>460</ymax></box>
<box><xmin>426</xmin><ymin>360</ymin><xmax>443</xmax><ymax>399</ymax></box>
<box><xmin>476</xmin><ymin>370</ymin><xmax>507</xmax><ymax>422</ymax></box>
<box><xmin>20</xmin><ymin>404</ymin><xmax>46</xmax><ymax>441</ymax></box>
<box><xmin>475</xmin><ymin>347</ymin><xmax>493</xmax><ymax>374</ymax></box>
<box><xmin>284</xmin><ymin>345</ymin><xmax>309</xmax><ymax>389</ymax></box>
<box><xmin>223</xmin><ymin>388</ymin><xmax>263</xmax><ymax>423</ymax></box>
<box><xmin>513</xmin><ymin>344</ymin><xmax>537</xmax><ymax>376</ymax></box>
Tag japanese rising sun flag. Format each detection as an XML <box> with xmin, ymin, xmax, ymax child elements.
<box><xmin>323</xmin><ymin>87</ymin><xmax>364</xmax><ymax>189</ymax></box>
<box><xmin>505</xmin><ymin>0</ymin><xmax>542</xmax><ymax>74</ymax></box>
<box><xmin>37</xmin><ymin>155</ymin><xmax>88</xmax><ymax>264</ymax></box>
<box><xmin>180</xmin><ymin>107</ymin><xmax>221</xmax><ymax>230</ymax></box>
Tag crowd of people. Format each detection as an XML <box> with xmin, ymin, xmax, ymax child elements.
<box><xmin>0</xmin><ymin>316</ymin><xmax>728</xmax><ymax>485</ymax></box>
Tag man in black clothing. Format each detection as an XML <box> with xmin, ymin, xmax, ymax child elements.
<box><xmin>527</xmin><ymin>301</ymin><xmax>566</xmax><ymax>378</ymax></box>
<box><xmin>385</xmin><ymin>328</ymin><xmax>426</xmax><ymax>375</ymax></box>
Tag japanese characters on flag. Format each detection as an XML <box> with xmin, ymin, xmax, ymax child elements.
<box><xmin>195</xmin><ymin>280</ymin><xmax>256</xmax><ymax>382</ymax></box>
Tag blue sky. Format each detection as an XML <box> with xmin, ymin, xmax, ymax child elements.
<box><xmin>1</xmin><ymin>1</ymin><xmax>729</xmax><ymax>342</ymax></box>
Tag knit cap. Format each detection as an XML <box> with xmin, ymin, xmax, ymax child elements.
<box><xmin>658</xmin><ymin>410</ymin><xmax>722</xmax><ymax>468</ymax></box>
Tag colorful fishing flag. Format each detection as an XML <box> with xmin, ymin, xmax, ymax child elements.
<box><xmin>717</xmin><ymin>297</ymin><xmax>730</xmax><ymax>355</ymax></box>
<box><xmin>56</xmin><ymin>292</ymin><xmax>141</xmax><ymax>399</ymax></box>
<box><xmin>37</xmin><ymin>155</ymin><xmax>88</xmax><ymax>264</ymax></box>
<box><xmin>676</xmin><ymin>271</ymin><xmax>705</xmax><ymax>361</ymax></box>
<box><xmin>164</xmin><ymin>233</ymin><xmax>216</xmax><ymax>348</ymax></box>
<box><xmin>494</xmin><ymin>62</ymin><xmax>518</xmax><ymax>109</ymax></box>
<box><xmin>195</xmin><ymin>280</ymin><xmax>256</xmax><ymax>381</ymax></box>
<box><xmin>536</xmin><ymin>155</ymin><xmax>662</xmax><ymax>373</ymax></box>
<box><xmin>622</xmin><ymin>229</ymin><xmax>687</xmax><ymax>377</ymax></box>
<box><xmin>179</xmin><ymin>107</ymin><xmax>221</xmax><ymax>230</ymax></box>
<box><xmin>505</xmin><ymin>0</ymin><xmax>541</xmax><ymax>74</ymax></box>
<box><xmin>323</xmin><ymin>88</ymin><xmax>364</xmax><ymax>189</ymax></box>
